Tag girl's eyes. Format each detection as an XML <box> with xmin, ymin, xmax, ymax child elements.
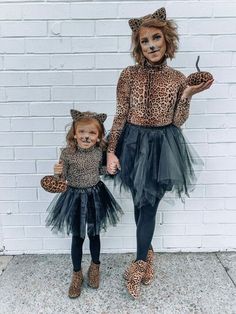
<box><xmin>154</xmin><ymin>35</ymin><xmax>161</xmax><ymax>40</ymax></box>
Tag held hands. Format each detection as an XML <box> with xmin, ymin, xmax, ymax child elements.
<box><xmin>107</xmin><ymin>152</ymin><xmax>120</xmax><ymax>175</ymax></box>
<box><xmin>182</xmin><ymin>79</ymin><xmax>214</xmax><ymax>99</ymax></box>
<box><xmin>54</xmin><ymin>160</ymin><xmax>63</xmax><ymax>176</ymax></box>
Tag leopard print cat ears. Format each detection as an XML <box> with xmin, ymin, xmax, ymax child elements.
<box><xmin>128</xmin><ymin>7</ymin><xmax>166</xmax><ymax>32</ymax></box>
<box><xmin>70</xmin><ymin>109</ymin><xmax>107</xmax><ymax>124</ymax></box>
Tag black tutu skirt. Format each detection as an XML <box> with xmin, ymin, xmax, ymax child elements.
<box><xmin>46</xmin><ymin>181</ymin><xmax>123</xmax><ymax>238</ymax></box>
<box><xmin>109</xmin><ymin>123</ymin><xmax>203</xmax><ymax>208</ymax></box>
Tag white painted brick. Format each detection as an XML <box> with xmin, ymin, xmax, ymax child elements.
<box><xmin>25</xmin><ymin>226</ymin><xmax>52</xmax><ymax>238</ymax></box>
<box><xmin>0</xmin><ymin>175</ymin><xmax>15</xmax><ymax>187</ymax></box>
<box><xmin>36</xmin><ymin>160</ymin><xmax>56</xmax><ymax>173</ymax></box>
<box><xmin>206</xmin><ymin>100</ymin><xmax>236</xmax><ymax>114</ymax></box>
<box><xmin>1</xmin><ymin>21</ymin><xmax>47</xmax><ymax>37</ymax></box>
<box><xmin>49</xmin><ymin>21</ymin><xmax>94</xmax><ymax>37</ymax></box>
<box><xmin>96</xmin><ymin>20</ymin><xmax>129</xmax><ymax>36</ymax></box>
<box><xmin>16</xmin><ymin>175</ymin><xmax>43</xmax><ymax>188</ymax></box>
<box><xmin>225</xmin><ymin>171</ymin><xmax>236</xmax><ymax>184</ymax></box>
<box><xmin>4</xmin><ymin>55</ymin><xmax>50</xmax><ymax>70</ymax></box>
<box><xmin>28</xmin><ymin>71</ymin><xmax>73</xmax><ymax>86</ymax></box>
<box><xmin>183</xmin><ymin>129</ymin><xmax>207</xmax><ymax>143</ymax></box>
<box><xmin>96</xmin><ymin>53</ymin><xmax>133</xmax><ymax>69</ymax></box>
<box><xmin>204</xmin><ymin>211</ymin><xmax>236</xmax><ymax>224</ymax></box>
<box><xmin>43</xmin><ymin>238</ymin><xmax>71</xmax><ymax>250</ymax></box>
<box><xmin>208</xmin><ymin>143</ymin><xmax>228</xmax><ymax>157</ymax></box>
<box><xmin>197</xmin><ymin>171</ymin><xmax>226</xmax><ymax>185</ymax></box>
<box><xmin>202</xmin><ymin>236</ymin><xmax>236</xmax><ymax>249</ymax></box>
<box><xmin>19</xmin><ymin>201</ymin><xmax>48</xmax><ymax>213</ymax></box>
<box><xmin>25</xmin><ymin>38</ymin><xmax>71</xmax><ymax>53</ymax></box>
<box><xmin>2</xmin><ymin>213</ymin><xmax>40</xmax><ymax>225</ymax></box>
<box><xmin>71</xmin><ymin>3</ymin><xmax>118</xmax><ymax>19</ymax></box>
<box><xmin>118</xmin><ymin>37</ymin><xmax>131</xmax><ymax>53</ymax></box>
<box><xmin>72</xmin><ymin>37</ymin><xmax>118</xmax><ymax>53</ymax></box>
<box><xmin>0</xmin><ymin>4</ymin><xmax>22</xmax><ymax>20</ymax></box>
<box><xmin>205</xmin><ymin>157</ymin><xmax>236</xmax><ymax>170</ymax></box>
<box><xmin>33</xmin><ymin>132</ymin><xmax>65</xmax><ymax>146</ymax></box>
<box><xmin>0</xmin><ymin>88</ymin><xmax>6</xmax><ymax>101</ymax></box>
<box><xmin>230</xmin><ymin>85</ymin><xmax>236</xmax><ymax>98</ymax></box>
<box><xmin>207</xmin><ymin>129</ymin><xmax>236</xmax><ymax>143</ymax></box>
<box><xmin>73</xmin><ymin>70</ymin><xmax>119</xmax><ymax>86</ymax></box>
<box><xmin>0</xmin><ymin>72</ymin><xmax>27</xmax><ymax>86</ymax></box>
<box><xmin>222</xmin><ymin>225</ymin><xmax>236</xmax><ymax>236</ymax></box>
<box><xmin>101</xmin><ymin>237</ymin><xmax>123</xmax><ymax>249</ymax></box>
<box><xmin>0</xmin><ymin>38</ymin><xmax>24</xmax><ymax>53</ymax></box>
<box><xmin>225</xmin><ymin>198</ymin><xmax>236</xmax><ymax>210</ymax></box>
<box><xmin>0</xmin><ymin>132</ymin><xmax>32</xmax><ymax>146</ymax></box>
<box><xmin>159</xmin><ymin>199</ymin><xmax>184</xmax><ymax>211</ymax></box>
<box><xmin>22</xmin><ymin>3</ymin><xmax>70</xmax><ymax>20</ymax></box>
<box><xmin>206</xmin><ymin>185</ymin><xmax>236</xmax><ymax>198</ymax></box>
<box><xmin>0</xmin><ymin>148</ymin><xmax>14</xmax><ymax>159</ymax></box>
<box><xmin>0</xmin><ymin>118</ymin><xmax>10</xmax><ymax>131</ymax></box>
<box><xmin>214</xmin><ymin>2</ymin><xmax>236</xmax><ymax>17</ymax></box>
<box><xmin>15</xmin><ymin>147</ymin><xmax>57</xmax><ymax>160</ymax></box>
<box><xmin>163</xmin><ymin>211</ymin><xmax>202</xmax><ymax>224</ymax></box>
<box><xmin>151</xmin><ymin>237</ymin><xmax>163</xmax><ymax>250</ymax></box>
<box><xmin>214</xmin><ymin>35</ymin><xmax>236</xmax><ymax>51</ymax></box>
<box><xmin>163</xmin><ymin>236</ymin><xmax>202</xmax><ymax>248</ymax></box>
<box><xmin>154</xmin><ymin>224</ymin><xmax>185</xmax><ymax>236</ymax></box>
<box><xmin>11</xmin><ymin>118</ymin><xmax>53</xmax><ymax>131</ymax></box>
<box><xmin>193</xmin><ymin>84</ymin><xmax>229</xmax><ymax>100</ymax></box>
<box><xmin>6</xmin><ymin>87</ymin><xmax>50</xmax><ymax>101</ymax></box>
<box><xmin>96</xmin><ymin>86</ymin><xmax>116</xmax><ymax>101</ymax></box>
<box><xmin>3</xmin><ymin>227</ymin><xmax>24</xmax><ymax>238</ymax></box>
<box><xmin>179</xmin><ymin>36</ymin><xmax>213</xmax><ymax>52</ymax></box>
<box><xmin>186</xmin><ymin>224</ymin><xmax>224</xmax><ymax>236</ymax></box>
<box><xmin>0</xmin><ymin>103</ymin><xmax>29</xmax><ymax>116</ymax></box>
<box><xmin>0</xmin><ymin>161</ymin><xmax>35</xmax><ymax>174</ymax></box>
<box><xmin>205</xmin><ymin>199</ymin><xmax>224</xmax><ymax>211</ymax></box>
<box><xmin>186</xmin><ymin>115</ymin><xmax>227</xmax><ymax>129</ymax></box>
<box><xmin>53</xmin><ymin>117</ymin><xmax>71</xmax><ymax>131</ymax></box>
<box><xmin>0</xmin><ymin>202</ymin><xmax>18</xmax><ymax>214</ymax></box>
<box><xmin>118</xmin><ymin>2</ymin><xmax>169</xmax><ymax>18</ymax></box>
<box><xmin>52</xmin><ymin>87</ymin><xmax>96</xmax><ymax>101</ymax></box>
<box><xmin>51</xmin><ymin>54</ymin><xmax>94</xmax><ymax>70</ymax></box>
<box><xmin>4</xmin><ymin>239</ymin><xmax>43</xmax><ymax>252</ymax></box>
<box><xmin>212</xmin><ymin>68</ymin><xmax>236</xmax><ymax>83</ymax></box>
<box><xmin>29</xmin><ymin>103</ymin><xmax>72</xmax><ymax>116</ymax></box>
<box><xmin>104</xmin><ymin>224</ymin><xmax>134</xmax><ymax>237</ymax></box>
<box><xmin>120</xmin><ymin>237</ymin><xmax>136</xmax><ymax>250</ymax></box>
<box><xmin>189</xmin><ymin>19</ymin><xmax>236</xmax><ymax>35</ymax></box>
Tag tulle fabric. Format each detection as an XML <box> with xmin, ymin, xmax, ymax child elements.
<box><xmin>109</xmin><ymin>123</ymin><xmax>203</xmax><ymax>208</ymax></box>
<box><xmin>46</xmin><ymin>181</ymin><xmax>123</xmax><ymax>238</ymax></box>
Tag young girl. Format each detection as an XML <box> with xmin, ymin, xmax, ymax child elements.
<box><xmin>46</xmin><ymin>109</ymin><xmax>123</xmax><ymax>298</ymax></box>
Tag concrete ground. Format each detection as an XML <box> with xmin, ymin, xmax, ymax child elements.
<box><xmin>0</xmin><ymin>253</ymin><xmax>236</xmax><ymax>314</ymax></box>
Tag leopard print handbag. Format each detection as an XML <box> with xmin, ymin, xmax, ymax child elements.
<box><xmin>40</xmin><ymin>174</ymin><xmax>67</xmax><ymax>193</ymax></box>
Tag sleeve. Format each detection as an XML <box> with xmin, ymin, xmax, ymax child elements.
<box><xmin>59</xmin><ymin>148</ymin><xmax>69</xmax><ymax>179</ymax></box>
<box><xmin>172</xmin><ymin>74</ymin><xmax>191</xmax><ymax>127</ymax></box>
<box><xmin>107</xmin><ymin>67</ymin><xmax>131</xmax><ymax>153</ymax></box>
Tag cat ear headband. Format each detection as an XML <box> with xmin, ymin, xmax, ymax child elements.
<box><xmin>70</xmin><ymin>109</ymin><xmax>107</xmax><ymax>124</ymax></box>
<box><xmin>128</xmin><ymin>7</ymin><xmax>166</xmax><ymax>32</ymax></box>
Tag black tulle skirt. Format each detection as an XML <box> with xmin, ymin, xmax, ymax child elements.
<box><xmin>109</xmin><ymin>123</ymin><xmax>203</xmax><ymax>208</ymax></box>
<box><xmin>46</xmin><ymin>181</ymin><xmax>123</xmax><ymax>238</ymax></box>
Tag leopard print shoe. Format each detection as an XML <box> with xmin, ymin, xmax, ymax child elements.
<box><xmin>142</xmin><ymin>249</ymin><xmax>154</xmax><ymax>285</ymax></box>
<box><xmin>126</xmin><ymin>260</ymin><xmax>147</xmax><ymax>299</ymax></box>
<box><xmin>68</xmin><ymin>270</ymin><xmax>83</xmax><ymax>298</ymax></box>
<box><xmin>87</xmin><ymin>261</ymin><xmax>100</xmax><ymax>289</ymax></box>
<box><xmin>123</xmin><ymin>260</ymin><xmax>135</xmax><ymax>280</ymax></box>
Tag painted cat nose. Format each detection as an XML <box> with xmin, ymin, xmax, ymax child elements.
<box><xmin>150</xmin><ymin>46</ymin><xmax>155</xmax><ymax>51</ymax></box>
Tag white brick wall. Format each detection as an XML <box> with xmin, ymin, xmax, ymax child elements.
<box><xmin>0</xmin><ymin>0</ymin><xmax>236</xmax><ymax>254</ymax></box>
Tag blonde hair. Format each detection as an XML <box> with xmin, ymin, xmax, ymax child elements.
<box><xmin>66</xmin><ymin>116</ymin><xmax>107</xmax><ymax>152</ymax></box>
<box><xmin>131</xmin><ymin>19</ymin><xmax>179</xmax><ymax>65</ymax></box>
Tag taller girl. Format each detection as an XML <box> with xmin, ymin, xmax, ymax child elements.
<box><xmin>107</xmin><ymin>7</ymin><xmax>213</xmax><ymax>299</ymax></box>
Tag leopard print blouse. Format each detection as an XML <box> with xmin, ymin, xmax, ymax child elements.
<box><xmin>60</xmin><ymin>145</ymin><xmax>106</xmax><ymax>188</ymax></box>
<box><xmin>108</xmin><ymin>60</ymin><xmax>190</xmax><ymax>153</ymax></box>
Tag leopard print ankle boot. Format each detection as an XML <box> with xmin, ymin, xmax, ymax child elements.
<box><xmin>87</xmin><ymin>261</ymin><xmax>100</xmax><ymax>289</ymax></box>
<box><xmin>68</xmin><ymin>270</ymin><xmax>83</xmax><ymax>298</ymax></box>
<box><xmin>142</xmin><ymin>249</ymin><xmax>154</xmax><ymax>285</ymax></box>
<box><xmin>126</xmin><ymin>260</ymin><xmax>147</xmax><ymax>299</ymax></box>
<box><xmin>123</xmin><ymin>260</ymin><xmax>135</xmax><ymax>280</ymax></box>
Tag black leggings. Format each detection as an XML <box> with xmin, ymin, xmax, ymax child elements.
<box><xmin>131</xmin><ymin>190</ymin><xmax>160</xmax><ymax>261</ymax></box>
<box><xmin>71</xmin><ymin>235</ymin><xmax>100</xmax><ymax>272</ymax></box>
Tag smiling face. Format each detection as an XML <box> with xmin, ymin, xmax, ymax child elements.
<box><xmin>74</xmin><ymin>119</ymin><xmax>99</xmax><ymax>149</ymax></box>
<box><xmin>139</xmin><ymin>27</ymin><xmax>167</xmax><ymax>64</ymax></box>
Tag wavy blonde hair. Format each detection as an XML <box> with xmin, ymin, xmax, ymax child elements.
<box><xmin>131</xmin><ymin>19</ymin><xmax>179</xmax><ymax>65</ymax></box>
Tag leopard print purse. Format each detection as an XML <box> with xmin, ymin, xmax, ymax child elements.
<box><xmin>40</xmin><ymin>174</ymin><xmax>67</xmax><ymax>193</ymax></box>
<box><xmin>186</xmin><ymin>56</ymin><xmax>213</xmax><ymax>86</ymax></box>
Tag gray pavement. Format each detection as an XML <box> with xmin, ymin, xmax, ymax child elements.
<box><xmin>0</xmin><ymin>252</ymin><xmax>236</xmax><ymax>314</ymax></box>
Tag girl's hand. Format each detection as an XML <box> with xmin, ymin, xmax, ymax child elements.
<box><xmin>182</xmin><ymin>79</ymin><xmax>214</xmax><ymax>98</ymax></box>
<box><xmin>107</xmin><ymin>152</ymin><xmax>120</xmax><ymax>175</ymax></box>
<box><xmin>54</xmin><ymin>160</ymin><xmax>63</xmax><ymax>175</ymax></box>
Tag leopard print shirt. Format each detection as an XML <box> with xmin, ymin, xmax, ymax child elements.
<box><xmin>60</xmin><ymin>145</ymin><xmax>106</xmax><ymax>188</ymax></box>
<box><xmin>108</xmin><ymin>60</ymin><xmax>190</xmax><ymax>153</ymax></box>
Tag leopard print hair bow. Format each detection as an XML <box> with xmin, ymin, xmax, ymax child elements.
<box><xmin>70</xmin><ymin>109</ymin><xmax>107</xmax><ymax>124</ymax></box>
<box><xmin>128</xmin><ymin>7</ymin><xmax>166</xmax><ymax>32</ymax></box>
